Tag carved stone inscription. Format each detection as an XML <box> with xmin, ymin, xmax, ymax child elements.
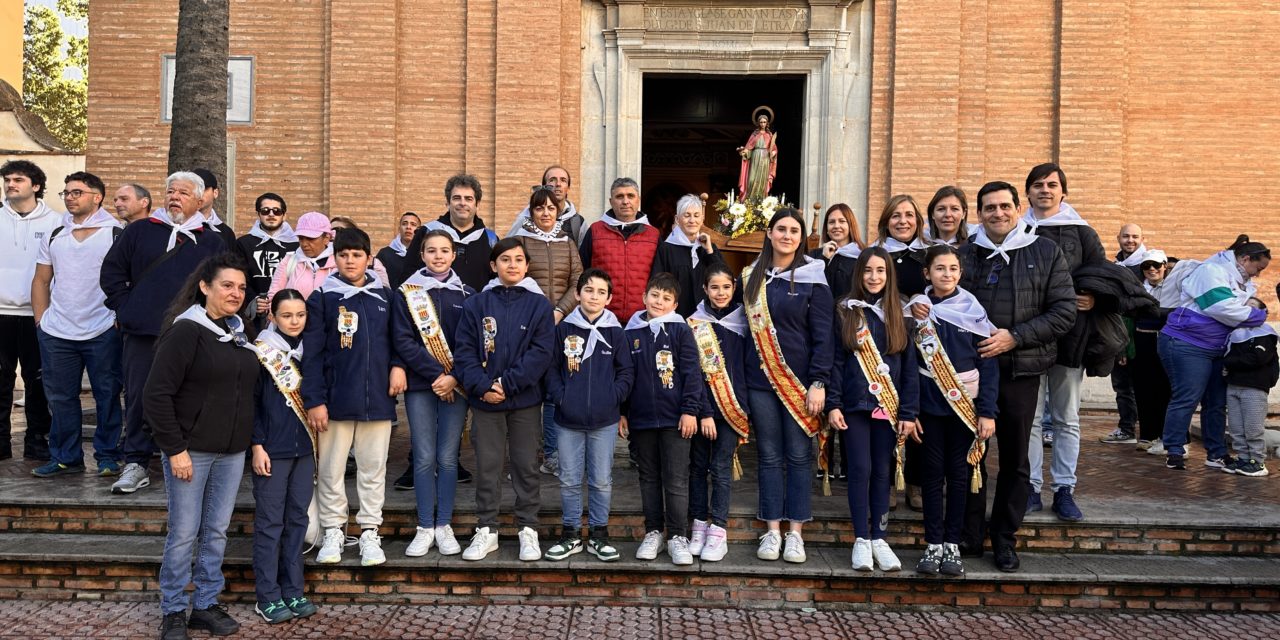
<box><xmin>643</xmin><ymin>7</ymin><xmax>810</xmax><ymax>33</ymax></box>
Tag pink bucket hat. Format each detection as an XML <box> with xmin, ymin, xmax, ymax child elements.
<box><xmin>295</xmin><ymin>211</ymin><xmax>334</xmax><ymax>239</ymax></box>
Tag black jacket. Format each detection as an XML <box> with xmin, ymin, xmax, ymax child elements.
<box><xmin>1060</xmin><ymin>261</ymin><xmax>1158</xmax><ymax>375</ymax></box>
<box><xmin>143</xmin><ymin>317</ymin><xmax>259</xmax><ymax>456</ymax></box>
<box><xmin>959</xmin><ymin>237</ymin><xmax>1077</xmax><ymax>379</ymax></box>
<box><xmin>889</xmin><ymin>249</ymin><xmax>929</xmax><ymax>297</ymax></box>
<box><xmin>235</xmin><ymin>233</ymin><xmax>299</xmax><ymax>300</ymax></box>
<box><xmin>405</xmin><ymin>215</ymin><xmax>497</xmax><ymax>291</ymax></box>
<box><xmin>1032</xmin><ymin>223</ymin><xmax>1106</xmax><ymax>273</ymax></box>
<box><xmin>1224</xmin><ymin>333</ymin><xmax>1280</xmax><ymax>391</ymax></box>
<box><xmin>376</xmin><ymin>246</ymin><xmax>410</xmax><ymax>289</ymax></box>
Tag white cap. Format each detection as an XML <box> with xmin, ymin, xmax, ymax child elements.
<box><xmin>1142</xmin><ymin>249</ymin><xmax>1167</xmax><ymax>264</ymax></box>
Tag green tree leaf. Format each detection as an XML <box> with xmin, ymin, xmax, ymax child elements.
<box><xmin>22</xmin><ymin>3</ymin><xmax>88</xmax><ymax>152</ymax></box>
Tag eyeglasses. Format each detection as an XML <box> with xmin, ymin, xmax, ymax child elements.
<box><xmin>59</xmin><ymin>189</ymin><xmax>96</xmax><ymax>199</ymax></box>
<box><xmin>257</xmin><ymin>207</ymin><xmax>283</xmax><ymax>216</ymax></box>
<box><xmin>986</xmin><ymin>259</ymin><xmax>1006</xmax><ymax>286</ymax></box>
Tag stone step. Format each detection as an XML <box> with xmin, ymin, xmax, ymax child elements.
<box><xmin>0</xmin><ymin>533</ymin><xmax>1276</xmax><ymax>612</ymax></box>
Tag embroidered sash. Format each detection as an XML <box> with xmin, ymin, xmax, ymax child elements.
<box><xmin>850</xmin><ymin>319</ymin><xmax>907</xmax><ymax>490</ymax></box>
<box><xmin>254</xmin><ymin>340</ymin><xmax>314</xmax><ymax>456</ymax></box>
<box><xmin>400</xmin><ymin>283</ymin><xmax>454</xmax><ymax>373</ymax></box>
<box><xmin>688</xmin><ymin>318</ymin><xmax>751</xmax><ymax>480</ymax></box>
<box><xmin>914</xmin><ymin>319</ymin><xmax>986</xmax><ymax>493</ymax></box>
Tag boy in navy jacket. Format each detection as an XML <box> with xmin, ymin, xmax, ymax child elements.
<box><xmin>544</xmin><ymin>268</ymin><xmax>635</xmax><ymax>562</ymax></box>
<box><xmin>623</xmin><ymin>272</ymin><xmax>706</xmax><ymax>565</ymax></box>
<box><xmin>301</xmin><ymin>228</ymin><xmax>405</xmax><ymax>567</ymax></box>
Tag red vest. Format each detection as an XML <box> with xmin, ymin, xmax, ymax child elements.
<box><xmin>587</xmin><ymin>220</ymin><xmax>659</xmax><ymax>321</ymax></box>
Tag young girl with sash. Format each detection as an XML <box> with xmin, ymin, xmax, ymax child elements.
<box><xmin>742</xmin><ymin>208</ymin><xmax>834</xmax><ymax>564</ymax></box>
<box><xmin>686</xmin><ymin>263</ymin><xmax>750</xmax><ymax>563</ymax></box>
<box><xmin>907</xmin><ymin>245</ymin><xmax>998</xmax><ymax>577</ymax></box>
<box><xmin>825</xmin><ymin>247</ymin><xmax>919</xmax><ymax>573</ymax></box>
<box><xmin>250</xmin><ymin>289</ymin><xmax>320</xmax><ymax>623</ymax></box>
<box><xmin>391</xmin><ymin>229</ymin><xmax>475</xmax><ymax>558</ymax></box>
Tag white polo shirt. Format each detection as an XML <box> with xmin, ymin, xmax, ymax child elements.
<box><xmin>35</xmin><ymin>209</ymin><xmax>122</xmax><ymax>341</ymax></box>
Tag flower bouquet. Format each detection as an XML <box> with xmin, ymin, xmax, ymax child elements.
<box><xmin>713</xmin><ymin>191</ymin><xmax>790</xmax><ymax>239</ymax></box>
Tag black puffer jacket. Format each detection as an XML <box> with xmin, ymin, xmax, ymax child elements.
<box><xmin>1032</xmin><ymin>223</ymin><xmax>1106</xmax><ymax>273</ymax></box>
<box><xmin>1064</xmin><ymin>261</ymin><xmax>1159</xmax><ymax>376</ymax></box>
<box><xmin>959</xmin><ymin>237</ymin><xmax>1077</xmax><ymax>379</ymax></box>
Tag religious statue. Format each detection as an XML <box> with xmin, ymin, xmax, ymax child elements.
<box><xmin>736</xmin><ymin>106</ymin><xmax>778</xmax><ymax>203</ymax></box>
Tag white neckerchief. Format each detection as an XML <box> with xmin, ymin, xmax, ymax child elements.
<box><xmin>562</xmin><ymin>307</ymin><xmax>621</xmax><ymax>362</ymax></box>
<box><xmin>907</xmin><ymin>287</ymin><xmax>997</xmax><ymax>338</ymax></box>
<box><xmin>425</xmin><ymin>219</ymin><xmax>487</xmax><ymax>245</ymax></box>
<box><xmin>205</xmin><ymin>209</ymin><xmax>224</xmax><ymax>227</ymax></box>
<box><xmin>319</xmin><ymin>271</ymin><xmax>386</xmax><ymax>301</ymax></box>
<box><xmin>248</xmin><ymin>220</ymin><xmax>299</xmax><ymax>246</ymax></box>
<box><xmin>833</xmin><ymin>242</ymin><xmax>862</xmax><ymax>260</ymax></box>
<box><xmin>928</xmin><ymin>223</ymin><xmax>981</xmax><ymax>246</ymax></box>
<box><xmin>403</xmin><ymin>268</ymin><xmax>466</xmax><ymax>293</ymax></box>
<box><xmin>971</xmin><ymin>221</ymin><xmax>1039</xmax><ymax>264</ymax></box>
<box><xmin>1023</xmin><ymin>202</ymin><xmax>1090</xmax><ymax>228</ymax></box>
<box><xmin>294</xmin><ymin>244</ymin><xmax>333</xmax><ymax>272</ymax></box>
<box><xmin>600</xmin><ymin>212</ymin><xmax>651</xmax><ymax>228</ymax></box>
<box><xmin>664</xmin><ymin>225</ymin><xmax>703</xmax><ymax>268</ymax></box>
<box><xmin>174</xmin><ymin>304</ymin><xmax>254</xmax><ymax>352</ymax></box>
<box><xmin>626</xmin><ymin>309</ymin><xmax>685</xmax><ymax>337</ymax></box>
<box><xmin>690</xmin><ymin>300</ymin><xmax>747</xmax><ymax>337</ymax></box>
<box><xmin>1116</xmin><ymin>244</ymin><xmax>1149</xmax><ymax>267</ymax></box>
<box><xmin>877</xmin><ymin>236</ymin><xmax>930</xmax><ymax>253</ymax></box>
<box><xmin>514</xmin><ymin>218</ymin><xmax>569</xmax><ymax>243</ymax></box>
<box><xmin>150</xmin><ymin>208</ymin><xmax>208</xmax><ymax>250</ymax></box>
<box><xmin>754</xmin><ymin>254</ymin><xmax>829</xmax><ymax>286</ymax></box>
<box><xmin>1228</xmin><ymin>323</ymin><xmax>1279</xmax><ymax>346</ymax></box>
<box><xmin>387</xmin><ymin>235</ymin><xmax>409</xmax><ymax>257</ymax></box>
<box><xmin>482</xmin><ymin>277</ymin><xmax>543</xmax><ymax>296</ymax></box>
<box><xmin>256</xmin><ymin>324</ymin><xmax>304</xmax><ymax>361</ymax></box>
<box><xmin>62</xmin><ymin>207</ymin><xmax>121</xmax><ymax>232</ymax></box>
<box><xmin>841</xmin><ymin>298</ymin><xmax>886</xmax><ymax>323</ymax></box>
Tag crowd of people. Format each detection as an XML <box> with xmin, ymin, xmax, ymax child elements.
<box><xmin>0</xmin><ymin>158</ymin><xmax>1274</xmax><ymax>639</ymax></box>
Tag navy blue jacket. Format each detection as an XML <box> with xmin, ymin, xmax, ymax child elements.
<box><xmin>625</xmin><ymin>319</ymin><xmax>706</xmax><ymax>429</ymax></box>
<box><xmin>827</xmin><ymin>303</ymin><xmax>920</xmax><ymax>422</ymax></box>
<box><xmin>745</xmin><ymin>278</ymin><xmax>835</xmax><ymax>392</ymax></box>
<box><xmin>916</xmin><ymin>292</ymin><xmax>1000</xmax><ymax>419</ymax></box>
<box><xmin>810</xmin><ymin>248</ymin><xmax>858</xmax><ymax>302</ymax></box>
<box><xmin>692</xmin><ymin>305</ymin><xmax>751</xmax><ymax>424</ymax></box>
<box><xmin>300</xmin><ymin>277</ymin><xmax>398</xmax><ymax>421</ymax></box>
<box><xmin>100</xmin><ymin>218</ymin><xmax>226</xmax><ymax>337</ymax></box>
<box><xmin>253</xmin><ymin>344</ymin><xmax>314</xmax><ymax>459</ymax></box>
<box><xmin>390</xmin><ymin>274</ymin><xmax>474</xmax><ymax>392</ymax></box>
<box><xmin>546</xmin><ymin>320</ymin><xmax>635</xmax><ymax>430</ymax></box>
<box><xmin>454</xmin><ymin>285</ymin><xmax>556</xmax><ymax>412</ymax></box>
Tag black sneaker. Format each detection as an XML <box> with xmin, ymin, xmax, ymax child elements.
<box><xmin>285</xmin><ymin>595</ymin><xmax>319</xmax><ymax>618</ymax></box>
<box><xmin>457</xmin><ymin>465</ymin><xmax>473</xmax><ymax>484</ymax></box>
<box><xmin>587</xmin><ymin>526</ymin><xmax>619</xmax><ymax>562</ymax></box>
<box><xmin>188</xmin><ymin>604</ymin><xmax>240</xmax><ymax>636</ymax></box>
<box><xmin>1235</xmin><ymin>459</ymin><xmax>1271</xmax><ymax>478</ymax></box>
<box><xmin>394</xmin><ymin>467</ymin><xmax>414</xmax><ymax>490</ymax></box>
<box><xmin>254</xmin><ymin>600</ymin><xmax>294</xmax><ymax>624</ymax></box>
<box><xmin>915</xmin><ymin>544</ymin><xmax>942</xmax><ymax>575</ymax></box>
<box><xmin>543</xmin><ymin>536</ymin><xmax>583</xmax><ymax>561</ymax></box>
<box><xmin>159</xmin><ymin>612</ymin><xmax>189</xmax><ymax>640</ymax></box>
<box><xmin>1166</xmin><ymin>453</ymin><xmax>1186</xmax><ymax>470</ymax></box>
<box><xmin>939</xmin><ymin>543</ymin><xmax>965</xmax><ymax>577</ymax></box>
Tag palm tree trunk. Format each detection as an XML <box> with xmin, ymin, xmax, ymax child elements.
<box><xmin>167</xmin><ymin>0</ymin><xmax>228</xmax><ymax>214</ymax></box>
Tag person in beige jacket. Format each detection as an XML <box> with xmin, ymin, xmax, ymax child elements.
<box><xmin>513</xmin><ymin>187</ymin><xmax>583</xmax><ymax>324</ymax></box>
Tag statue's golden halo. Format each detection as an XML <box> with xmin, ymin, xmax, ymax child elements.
<box><xmin>751</xmin><ymin>105</ymin><xmax>775</xmax><ymax>125</ymax></box>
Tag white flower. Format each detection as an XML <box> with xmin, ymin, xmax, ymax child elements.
<box><xmin>729</xmin><ymin>203</ymin><xmax>747</xmax><ymax>217</ymax></box>
<box><xmin>731</xmin><ymin>216</ymin><xmax>744</xmax><ymax>231</ymax></box>
<box><xmin>761</xmin><ymin>196</ymin><xmax>779</xmax><ymax>209</ymax></box>
<box><xmin>876</xmin><ymin>363</ymin><xmax>890</xmax><ymax>375</ymax></box>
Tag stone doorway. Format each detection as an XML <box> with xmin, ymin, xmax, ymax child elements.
<box><xmin>640</xmin><ymin>74</ymin><xmax>805</xmax><ymax>234</ymax></box>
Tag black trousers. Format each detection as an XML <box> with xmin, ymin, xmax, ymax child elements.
<box><xmin>963</xmin><ymin>370</ymin><xmax>1039</xmax><ymax>550</ymax></box>
<box><xmin>0</xmin><ymin>315</ymin><xmax>51</xmax><ymax>457</ymax></box>
<box><xmin>920</xmin><ymin>411</ymin><xmax>974</xmax><ymax>545</ymax></box>
<box><xmin>629</xmin><ymin>428</ymin><xmax>691</xmax><ymax>538</ymax></box>
<box><xmin>1132</xmin><ymin>331</ymin><xmax>1172</xmax><ymax>442</ymax></box>
<box><xmin>1110</xmin><ymin>360</ymin><xmax>1138</xmax><ymax>433</ymax></box>
<box><xmin>121</xmin><ymin>333</ymin><xmax>158</xmax><ymax>465</ymax></box>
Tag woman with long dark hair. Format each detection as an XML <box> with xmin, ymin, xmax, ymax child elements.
<box><xmin>146</xmin><ymin>253</ymin><xmax>259</xmax><ymax>639</ymax></box>
<box><xmin>925</xmin><ymin>186</ymin><xmax>972</xmax><ymax>247</ymax></box>
<box><xmin>742</xmin><ymin>208</ymin><xmax>833</xmax><ymax>564</ymax></box>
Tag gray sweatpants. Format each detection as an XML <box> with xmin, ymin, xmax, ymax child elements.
<box><xmin>472</xmin><ymin>404</ymin><xmax>543</xmax><ymax>530</ymax></box>
<box><xmin>1226</xmin><ymin>385</ymin><xmax>1269</xmax><ymax>462</ymax></box>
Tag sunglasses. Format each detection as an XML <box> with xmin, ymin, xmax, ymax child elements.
<box><xmin>1140</xmin><ymin>262</ymin><xmax>1166</xmax><ymax>270</ymax></box>
<box><xmin>258</xmin><ymin>207</ymin><xmax>284</xmax><ymax>216</ymax></box>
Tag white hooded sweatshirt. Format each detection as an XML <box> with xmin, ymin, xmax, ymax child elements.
<box><xmin>0</xmin><ymin>198</ymin><xmax>61</xmax><ymax>316</ymax></box>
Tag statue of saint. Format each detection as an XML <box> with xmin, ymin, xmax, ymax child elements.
<box><xmin>736</xmin><ymin>106</ymin><xmax>778</xmax><ymax>203</ymax></box>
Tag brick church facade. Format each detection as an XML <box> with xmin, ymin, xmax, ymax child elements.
<box><xmin>85</xmin><ymin>0</ymin><xmax>1280</xmax><ymax>290</ymax></box>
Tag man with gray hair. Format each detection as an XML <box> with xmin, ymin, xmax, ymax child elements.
<box><xmin>100</xmin><ymin>171</ymin><xmax>228</xmax><ymax>494</ymax></box>
<box><xmin>113</xmin><ymin>183</ymin><xmax>152</xmax><ymax>224</ymax></box>
<box><xmin>577</xmin><ymin>177</ymin><xmax>658</xmax><ymax>320</ymax></box>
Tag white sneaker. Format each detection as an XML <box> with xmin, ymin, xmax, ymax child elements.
<box><xmin>518</xmin><ymin>526</ymin><xmax>541</xmax><ymax>561</ymax></box>
<box><xmin>668</xmin><ymin>536</ymin><xmax>694</xmax><ymax>566</ymax></box>
<box><xmin>782</xmin><ymin>531</ymin><xmax>806</xmax><ymax>563</ymax></box>
<box><xmin>688</xmin><ymin>519</ymin><xmax>708</xmax><ymax>556</ymax></box>
<box><xmin>434</xmin><ymin>524</ymin><xmax>462</xmax><ymax>555</ymax></box>
<box><xmin>111</xmin><ymin>462</ymin><xmax>150</xmax><ymax>494</ymax></box>
<box><xmin>700</xmin><ymin>525</ymin><xmax>728</xmax><ymax>562</ymax></box>
<box><xmin>316</xmin><ymin>528</ymin><xmax>344</xmax><ymax>564</ymax></box>
<box><xmin>636</xmin><ymin>530</ymin><xmax>664</xmax><ymax>561</ymax></box>
<box><xmin>851</xmin><ymin>538</ymin><xmax>873</xmax><ymax>571</ymax></box>
<box><xmin>462</xmin><ymin>527</ymin><xmax>499</xmax><ymax>561</ymax></box>
<box><xmin>757</xmin><ymin>530</ymin><xmax>782</xmax><ymax>561</ymax></box>
<box><xmin>871</xmin><ymin>538</ymin><xmax>901</xmax><ymax>571</ymax></box>
<box><xmin>405</xmin><ymin>526</ymin><xmax>435</xmax><ymax>557</ymax></box>
<box><xmin>359</xmin><ymin>529</ymin><xmax>386</xmax><ymax>566</ymax></box>
<box><xmin>1146</xmin><ymin>440</ymin><xmax>1167</xmax><ymax>456</ymax></box>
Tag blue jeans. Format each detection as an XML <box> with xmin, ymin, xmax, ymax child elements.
<box><xmin>556</xmin><ymin>423</ymin><xmax>618</xmax><ymax>529</ymax></box>
<box><xmin>1158</xmin><ymin>333</ymin><xmax>1228</xmax><ymax>458</ymax></box>
<box><xmin>1029</xmin><ymin>365</ymin><xmax>1084</xmax><ymax>491</ymax></box>
<box><xmin>542</xmin><ymin>400</ymin><xmax>558</xmax><ymax>459</ymax></box>
<box><xmin>748</xmin><ymin>390</ymin><xmax>813</xmax><ymax>523</ymax></box>
<box><xmin>159</xmin><ymin>450</ymin><xmax>244</xmax><ymax>615</ymax></box>
<box><xmin>688</xmin><ymin>417</ymin><xmax>736</xmax><ymax>527</ymax></box>
<box><xmin>405</xmin><ymin>390</ymin><xmax>468</xmax><ymax>528</ymax></box>
<box><xmin>37</xmin><ymin>327</ymin><xmax>123</xmax><ymax>466</ymax></box>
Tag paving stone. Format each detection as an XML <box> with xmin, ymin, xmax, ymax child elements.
<box><xmin>751</xmin><ymin>608</ymin><xmax>849</xmax><ymax>639</ymax></box>
<box><xmin>377</xmin><ymin>604</ymin><xmax>485</xmax><ymax>639</ymax></box>
<box><xmin>472</xmin><ymin>605</ymin><xmax>571</xmax><ymax>640</ymax></box>
<box><xmin>660</xmin><ymin>607</ymin><xmax>752</xmax><ymax>640</ymax></box>
<box><xmin>568</xmin><ymin>606</ymin><xmax>660</xmax><ymax>640</ymax></box>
